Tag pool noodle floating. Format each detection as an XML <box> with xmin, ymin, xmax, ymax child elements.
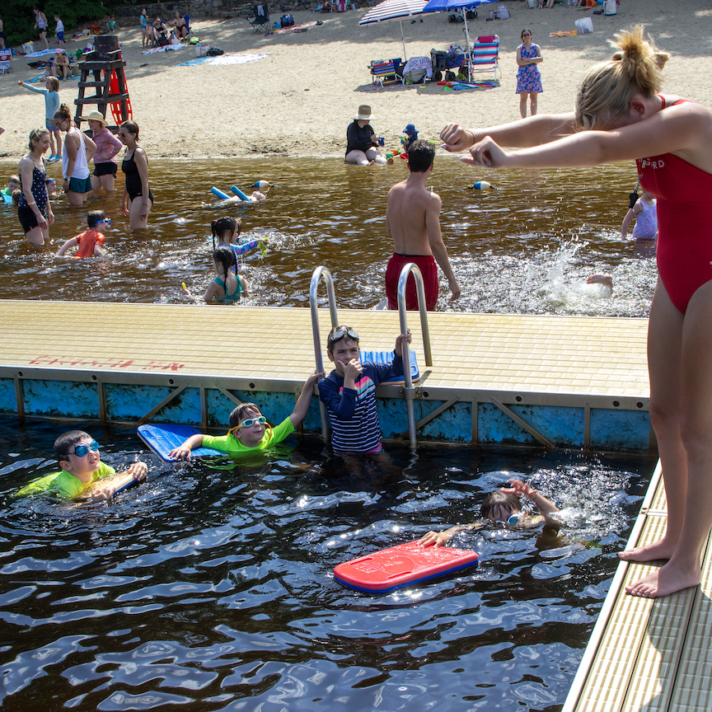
<box><xmin>211</xmin><ymin>187</ymin><xmax>231</xmax><ymax>200</ymax></box>
<box><xmin>230</xmin><ymin>185</ymin><xmax>250</xmax><ymax>201</ymax></box>
<box><xmin>137</xmin><ymin>424</ymin><xmax>224</xmax><ymax>462</ymax></box>
<box><xmin>334</xmin><ymin>540</ymin><xmax>479</xmax><ymax>594</ymax></box>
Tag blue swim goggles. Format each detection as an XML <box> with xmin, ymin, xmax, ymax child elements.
<box><xmin>495</xmin><ymin>513</ymin><xmax>521</xmax><ymax>527</ymax></box>
<box><xmin>71</xmin><ymin>440</ymin><xmax>99</xmax><ymax>457</ymax></box>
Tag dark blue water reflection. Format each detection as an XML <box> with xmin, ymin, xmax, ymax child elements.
<box><xmin>0</xmin><ymin>417</ymin><xmax>656</xmax><ymax>710</ymax></box>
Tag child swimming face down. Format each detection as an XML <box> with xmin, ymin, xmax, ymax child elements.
<box><xmin>480</xmin><ymin>491</ymin><xmax>522</xmax><ymax>523</ymax></box>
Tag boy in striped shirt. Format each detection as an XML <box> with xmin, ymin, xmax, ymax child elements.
<box><xmin>319</xmin><ymin>325</ymin><xmax>411</xmax><ymax>454</ymax></box>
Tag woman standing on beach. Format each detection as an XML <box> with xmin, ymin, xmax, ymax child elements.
<box><xmin>516</xmin><ymin>29</ymin><xmax>542</xmax><ymax>118</ymax></box>
<box><xmin>17</xmin><ymin>128</ymin><xmax>54</xmax><ymax>246</ymax></box>
<box><xmin>441</xmin><ymin>27</ymin><xmax>712</xmax><ymax>600</ymax></box>
<box><xmin>33</xmin><ymin>8</ymin><xmax>49</xmax><ymax>51</ymax></box>
<box><xmin>118</xmin><ymin>121</ymin><xmax>153</xmax><ymax>230</ymax></box>
<box><xmin>54</xmin><ymin>104</ymin><xmax>96</xmax><ymax>206</ymax></box>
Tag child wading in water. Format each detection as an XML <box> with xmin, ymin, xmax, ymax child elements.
<box><xmin>184</xmin><ymin>246</ymin><xmax>249</xmax><ymax>303</ymax></box>
<box><xmin>168</xmin><ymin>372</ymin><xmax>322</xmax><ymax>459</ymax></box>
<box><xmin>621</xmin><ymin>189</ymin><xmax>658</xmax><ymax>240</ymax></box>
<box><xmin>419</xmin><ymin>479</ymin><xmax>561</xmax><ymax>547</ymax></box>
<box><xmin>211</xmin><ymin>216</ymin><xmax>243</xmax><ymax>249</ymax></box>
<box><xmin>56</xmin><ymin>210</ymin><xmax>109</xmax><ymax>258</ymax></box>
<box><xmin>18</xmin><ymin>77</ymin><xmax>62</xmax><ymax>161</ymax></box>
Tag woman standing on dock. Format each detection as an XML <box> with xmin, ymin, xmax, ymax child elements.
<box><xmin>118</xmin><ymin>121</ymin><xmax>152</xmax><ymax>230</ymax></box>
<box><xmin>441</xmin><ymin>26</ymin><xmax>712</xmax><ymax>599</ymax></box>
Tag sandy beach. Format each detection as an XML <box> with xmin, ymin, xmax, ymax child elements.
<box><xmin>1</xmin><ymin>0</ymin><xmax>711</xmax><ymax>160</ymax></box>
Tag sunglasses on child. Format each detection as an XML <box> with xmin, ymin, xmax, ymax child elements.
<box><xmin>328</xmin><ymin>327</ymin><xmax>359</xmax><ymax>345</ymax></box>
<box><xmin>228</xmin><ymin>416</ymin><xmax>267</xmax><ymax>435</ymax></box>
<box><xmin>70</xmin><ymin>440</ymin><xmax>99</xmax><ymax>457</ymax></box>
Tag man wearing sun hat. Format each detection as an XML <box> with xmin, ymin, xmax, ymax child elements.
<box><xmin>85</xmin><ymin>110</ymin><xmax>123</xmax><ymax>193</ymax></box>
<box><xmin>345</xmin><ymin>104</ymin><xmax>389</xmax><ymax>166</ymax></box>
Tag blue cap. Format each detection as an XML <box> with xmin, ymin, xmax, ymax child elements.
<box><xmin>403</xmin><ymin>123</ymin><xmax>418</xmax><ymax>136</ymax></box>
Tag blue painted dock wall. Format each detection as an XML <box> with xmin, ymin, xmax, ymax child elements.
<box><xmin>0</xmin><ymin>371</ymin><xmax>652</xmax><ymax>452</ymax></box>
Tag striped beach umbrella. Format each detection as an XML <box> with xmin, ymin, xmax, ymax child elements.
<box><xmin>359</xmin><ymin>0</ymin><xmax>429</xmax><ymax>61</ymax></box>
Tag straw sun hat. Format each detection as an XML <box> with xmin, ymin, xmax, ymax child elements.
<box><xmin>355</xmin><ymin>104</ymin><xmax>373</xmax><ymax>121</ymax></box>
<box><xmin>85</xmin><ymin>111</ymin><xmax>108</xmax><ymax>126</ymax></box>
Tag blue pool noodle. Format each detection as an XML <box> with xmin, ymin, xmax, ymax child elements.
<box><xmin>230</xmin><ymin>185</ymin><xmax>250</xmax><ymax>201</ymax></box>
<box><xmin>211</xmin><ymin>187</ymin><xmax>231</xmax><ymax>200</ymax></box>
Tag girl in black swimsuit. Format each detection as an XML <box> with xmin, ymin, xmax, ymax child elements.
<box><xmin>118</xmin><ymin>121</ymin><xmax>153</xmax><ymax>231</ymax></box>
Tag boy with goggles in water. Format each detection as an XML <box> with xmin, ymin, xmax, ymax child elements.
<box><xmin>168</xmin><ymin>371</ymin><xmax>322</xmax><ymax>459</ymax></box>
<box><xmin>318</xmin><ymin>325</ymin><xmax>412</xmax><ymax>454</ymax></box>
<box><xmin>419</xmin><ymin>478</ymin><xmax>561</xmax><ymax>547</ymax></box>
<box><xmin>14</xmin><ymin>430</ymin><xmax>148</xmax><ymax>502</ymax></box>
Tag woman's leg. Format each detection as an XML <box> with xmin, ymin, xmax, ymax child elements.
<box><xmin>129</xmin><ymin>195</ymin><xmax>150</xmax><ymax>230</ymax></box>
<box><xmin>519</xmin><ymin>92</ymin><xmax>529</xmax><ymax>119</ymax></box>
<box><xmin>365</xmin><ymin>147</ymin><xmax>387</xmax><ymax>165</ymax></box>
<box><xmin>627</xmin><ymin>280</ymin><xmax>712</xmax><ymax>598</ymax></box>
<box><xmin>345</xmin><ymin>150</ymin><xmax>370</xmax><ymax>166</ymax></box>
<box><xmin>529</xmin><ymin>91</ymin><xmax>539</xmax><ymax>116</ymax></box>
<box><xmin>25</xmin><ymin>226</ymin><xmax>47</xmax><ymax>246</ymax></box>
<box><xmin>66</xmin><ymin>190</ymin><xmax>85</xmax><ymax>207</ymax></box>
<box><xmin>99</xmin><ymin>174</ymin><xmax>116</xmax><ymax>192</ymax></box>
<box><xmin>621</xmin><ymin>279</ymin><xmax>685</xmax><ymax>564</ymax></box>
<box><xmin>41</xmin><ymin>31</ymin><xmax>48</xmax><ymax>50</ymax></box>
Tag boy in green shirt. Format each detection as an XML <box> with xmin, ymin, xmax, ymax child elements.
<box><xmin>14</xmin><ymin>430</ymin><xmax>148</xmax><ymax>502</ymax></box>
<box><xmin>168</xmin><ymin>371</ymin><xmax>322</xmax><ymax>460</ymax></box>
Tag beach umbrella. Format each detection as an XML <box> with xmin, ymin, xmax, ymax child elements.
<box><xmin>422</xmin><ymin>0</ymin><xmax>497</xmax><ymax>78</ymax></box>
<box><xmin>359</xmin><ymin>0</ymin><xmax>429</xmax><ymax>61</ymax></box>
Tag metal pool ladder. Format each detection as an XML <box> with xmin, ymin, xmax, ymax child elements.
<box><xmin>309</xmin><ymin>264</ymin><xmax>433</xmax><ymax>448</ymax></box>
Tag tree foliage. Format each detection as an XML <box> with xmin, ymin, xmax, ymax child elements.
<box><xmin>2</xmin><ymin>0</ymin><xmax>107</xmax><ymax>47</ymax></box>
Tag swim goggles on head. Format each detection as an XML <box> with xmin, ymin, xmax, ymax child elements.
<box><xmin>70</xmin><ymin>440</ymin><xmax>99</xmax><ymax>457</ymax></box>
<box><xmin>328</xmin><ymin>327</ymin><xmax>359</xmax><ymax>345</ymax></box>
<box><xmin>228</xmin><ymin>416</ymin><xmax>267</xmax><ymax>436</ymax></box>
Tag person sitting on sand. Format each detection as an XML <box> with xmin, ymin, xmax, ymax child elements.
<box><xmin>345</xmin><ymin>105</ymin><xmax>390</xmax><ymax>166</ymax></box>
<box><xmin>419</xmin><ymin>478</ymin><xmax>561</xmax><ymax>547</ymax></box>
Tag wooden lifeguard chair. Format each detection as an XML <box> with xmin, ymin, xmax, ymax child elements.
<box><xmin>74</xmin><ymin>35</ymin><xmax>131</xmax><ymax>132</ymax></box>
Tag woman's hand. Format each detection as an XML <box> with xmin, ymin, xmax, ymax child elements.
<box><xmin>140</xmin><ymin>201</ymin><xmax>150</xmax><ymax>219</ymax></box>
<box><xmin>462</xmin><ymin>136</ymin><xmax>511</xmax><ymax>168</ymax></box>
<box><xmin>36</xmin><ymin>213</ymin><xmax>48</xmax><ymax>230</ymax></box>
<box><xmin>47</xmin><ymin>211</ymin><xmax>55</xmax><ymax>227</ymax></box>
<box><xmin>440</xmin><ymin>123</ymin><xmax>474</xmax><ymax>153</ymax></box>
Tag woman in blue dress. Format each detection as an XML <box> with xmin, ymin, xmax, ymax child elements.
<box><xmin>516</xmin><ymin>29</ymin><xmax>543</xmax><ymax>118</ymax></box>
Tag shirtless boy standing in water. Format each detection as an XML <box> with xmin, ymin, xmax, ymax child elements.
<box><xmin>385</xmin><ymin>140</ymin><xmax>460</xmax><ymax>310</ymax></box>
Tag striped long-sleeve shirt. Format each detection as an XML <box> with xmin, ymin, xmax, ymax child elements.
<box><xmin>319</xmin><ymin>353</ymin><xmax>404</xmax><ymax>453</ymax></box>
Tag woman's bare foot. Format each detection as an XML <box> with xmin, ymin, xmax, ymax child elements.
<box><xmin>625</xmin><ymin>560</ymin><xmax>701</xmax><ymax>598</ymax></box>
<box><xmin>619</xmin><ymin>538</ymin><xmax>677</xmax><ymax>563</ymax></box>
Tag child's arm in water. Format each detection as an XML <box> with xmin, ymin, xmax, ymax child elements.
<box><xmin>621</xmin><ymin>202</ymin><xmax>641</xmax><ymax>239</ymax></box>
<box><xmin>288</xmin><ymin>370</ymin><xmax>324</xmax><ymax>427</ymax></box>
<box><xmin>419</xmin><ymin>523</ymin><xmax>482</xmax><ymax>547</ymax></box>
<box><xmin>501</xmin><ymin>478</ymin><xmax>561</xmax><ymax>527</ymax></box>
<box><xmin>168</xmin><ymin>433</ymin><xmax>205</xmax><ymax>460</ymax></box>
<box><xmin>202</xmin><ymin>281</ymin><xmax>221</xmax><ymax>303</ymax></box>
<box><xmin>57</xmin><ymin>237</ymin><xmax>78</xmax><ymax>256</ymax></box>
<box><xmin>75</xmin><ymin>462</ymin><xmax>148</xmax><ymax>502</ymax></box>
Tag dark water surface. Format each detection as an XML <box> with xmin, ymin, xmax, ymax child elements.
<box><xmin>0</xmin><ymin>418</ymin><xmax>657</xmax><ymax>711</ymax></box>
<box><xmin>0</xmin><ymin>157</ymin><xmax>655</xmax><ymax>316</ymax></box>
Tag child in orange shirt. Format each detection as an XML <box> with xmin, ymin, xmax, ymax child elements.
<box><xmin>57</xmin><ymin>210</ymin><xmax>109</xmax><ymax>258</ymax></box>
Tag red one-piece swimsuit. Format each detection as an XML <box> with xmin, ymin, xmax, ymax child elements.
<box><xmin>637</xmin><ymin>96</ymin><xmax>712</xmax><ymax>314</ymax></box>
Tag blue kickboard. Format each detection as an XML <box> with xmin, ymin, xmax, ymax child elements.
<box><xmin>2</xmin><ymin>193</ymin><xmax>13</xmax><ymax>205</ymax></box>
<box><xmin>137</xmin><ymin>424</ymin><xmax>223</xmax><ymax>462</ymax></box>
<box><xmin>360</xmin><ymin>350</ymin><xmax>419</xmax><ymax>384</ymax></box>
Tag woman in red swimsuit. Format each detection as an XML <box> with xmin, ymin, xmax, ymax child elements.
<box><xmin>440</xmin><ymin>26</ymin><xmax>712</xmax><ymax>599</ymax></box>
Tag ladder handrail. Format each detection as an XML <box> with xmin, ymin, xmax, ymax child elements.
<box><xmin>397</xmin><ymin>263</ymin><xmax>433</xmax><ymax>448</ymax></box>
<box><xmin>309</xmin><ymin>266</ymin><xmax>339</xmax><ymax>441</ymax></box>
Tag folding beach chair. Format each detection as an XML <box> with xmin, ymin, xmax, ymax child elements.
<box><xmin>248</xmin><ymin>5</ymin><xmax>270</xmax><ymax>33</ymax></box>
<box><xmin>369</xmin><ymin>58</ymin><xmax>403</xmax><ymax>87</ymax></box>
<box><xmin>468</xmin><ymin>35</ymin><xmax>499</xmax><ymax>82</ymax></box>
<box><xmin>182</xmin><ymin>15</ymin><xmax>193</xmax><ymax>41</ymax></box>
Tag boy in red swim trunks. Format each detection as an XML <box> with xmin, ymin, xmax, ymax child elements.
<box><xmin>56</xmin><ymin>210</ymin><xmax>108</xmax><ymax>258</ymax></box>
<box><xmin>385</xmin><ymin>139</ymin><xmax>460</xmax><ymax>310</ymax></box>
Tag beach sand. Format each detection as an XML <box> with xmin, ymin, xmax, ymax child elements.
<box><xmin>0</xmin><ymin>0</ymin><xmax>711</xmax><ymax>160</ymax></box>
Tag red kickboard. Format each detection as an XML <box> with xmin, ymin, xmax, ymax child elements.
<box><xmin>334</xmin><ymin>540</ymin><xmax>479</xmax><ymax>594</ymax></box>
